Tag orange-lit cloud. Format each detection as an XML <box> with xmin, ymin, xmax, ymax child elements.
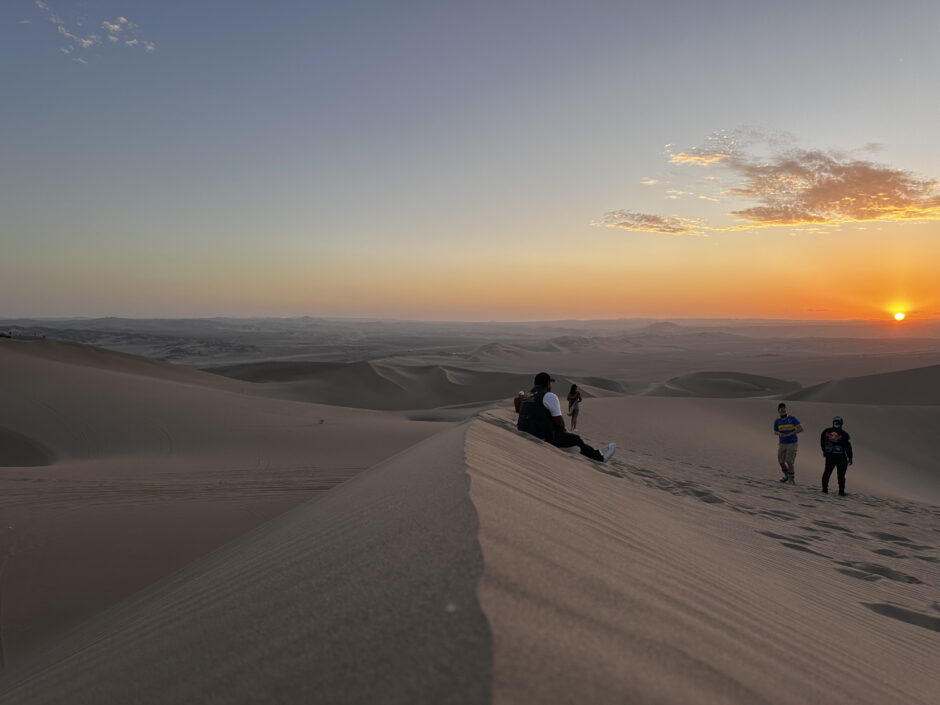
<box><xmin>596</xmin><ymin>210</ymin><xmax>703</xmax><ymax>235</ymax></box>
<box><xmin>668</xmin><ymin>150</ymin><xmax>731</xmax><ymax>166</ymax></box>
<box><xmin>603</xmin><ymin>129</ymin><xmax>940</xmax><ymax>234</ymax></box>
<box><xmin>723</xmin><ymin>149</ymin><xmax>940</xmax><ymax>226</ymax></box>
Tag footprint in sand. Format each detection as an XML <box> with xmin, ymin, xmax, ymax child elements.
<box><xmin>871</xmin><ymin>548</ymin><xmax>907</xmax><ymax>559</ymax></box>
<box><xmin>781</xmin><ymin>542</ymin><xmax>830</xmax><ymax>558</ymax></box>
<box><xmin>862</xmin><ymin>603</ymin><xmax>940</xmax><ymax>634</ymax></box>
<box><xmin>835</xmin><ymin>561</ymin><xmax>922</xmax><ymax>584</ymax></box>
<box><xmin>814</xmin><ymin>520</ymin><xmax>855</xmax><ymax>534</ymax></box>
<box><xmin>759</xmin><ymin>510</ymin><xmax>798</xmax><ymax>520</ymax></box>
<box><xmin>869</xmin><ymin>531</ymin><xmax>912</xmax><ymax>543</ymax></box>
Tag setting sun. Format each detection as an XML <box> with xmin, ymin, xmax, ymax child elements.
<box><xmin>894</xmin><ymin>312</ymin><xmax>906</xmax><ymax>321</ymax></box>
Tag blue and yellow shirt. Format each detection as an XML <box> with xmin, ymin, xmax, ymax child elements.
<box><xmin>774</xmin><ymin>415</ymin><xmax>800</xmax><ymax>444</ymax></box>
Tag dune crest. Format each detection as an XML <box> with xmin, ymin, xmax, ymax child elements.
<box><xmin>787</xmin><ymin>364</ymin><xmax>940</xmax><ymax>405</ymax></box>
<box><xmin>0</xmin><ymin>424</ymin><xmax>492</xmax><ymax>704</ymax></box>
<box><xmin>642</xmin><ymin>370</ymin><xmax>801</xmax><ymax>398</ymax></box>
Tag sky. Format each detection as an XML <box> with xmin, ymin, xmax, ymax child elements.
<box><xmin>3</xmin><ymin>0</ymin><xmax>940</xmax><ymax>322</ymax></box>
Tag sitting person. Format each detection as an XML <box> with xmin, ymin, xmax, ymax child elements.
<box><xmin>517</xmin><ymin>372</ymin><xmax>615</xmax><ymax>462</ymax></box>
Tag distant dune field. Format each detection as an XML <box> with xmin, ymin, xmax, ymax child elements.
<box><xmin>0</xmin><ymin>333</ymin><xmax>937</xmax><ymax>703</ymax></box>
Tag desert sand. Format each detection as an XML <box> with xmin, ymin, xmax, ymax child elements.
<box><xmin>0</xmin><ymin>326</ymin><xmax>937</xmax><ymax>703</ymax></box>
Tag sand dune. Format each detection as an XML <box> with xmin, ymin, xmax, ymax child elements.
<box><xmin>208</xmin><ymin>359</ymin><xmax>535</xmax><ymax>410</ymax></box>
<box><xmin>471</xmin><ymin>414</ymin><xmax>938</xmax><ymax>704</ymax></box>
<box><xmin>576</xmin><ymin>395</ymin><xmax>940</xmax><ymax>506</ymax></box>
<box><xmin>641</xmin><ymin>370</ymin><xmax>801</xmax><ymax>398</ymax></box>
<box><xmin>1</xmin><ymin>414</ymin><xmax>936</xmax><ymax>703</ymax></box>
<box><xmin>0</xmin><ymin>338</ymin><xmax>445</xmax><ymax>662</ymax></box>
<box><xmin>0</xmin><ymin>424</ymin><xmax>493</xmax><ymax>704</ymax></box>
<box><xmin>1</xmin><ymin>333</ymin><xmax>937</xmax><ymax>702</ymax></box>
<box><xmin>787</xmin><ymin>364</ymin><xmax>940</xmax><ymax>405</ymax></box>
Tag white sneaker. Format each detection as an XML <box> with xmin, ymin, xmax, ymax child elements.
<box><xmin>600</xmin><ymin>443</ymin><xmax>616</xmax><ymax>462</ymax></box>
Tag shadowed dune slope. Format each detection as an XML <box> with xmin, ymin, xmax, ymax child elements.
<box><xmin>0</xmin><ymin>338</ymin><xmax>438</xmax><ymax>465</ymax></box>
<box><xmin>0</xmin><ymin>337</ymin><xmax>243</xmax><ymax>391</ymax></box>
<box><xmin>0</xmin><ymin>338</ymin><xmax>447</xmax><ymax>663</ymax></box>
<box><xmin>207</xmin><ymin>359</ymin><xmax>534</xmax><ymax>410</ymax></box>
<box><xmin>642</xmin><ymin>370</ymin><xmax>801</xmax><ymax>398</ymax></box>
<box><xmin>0</xmin><ymin>424</ymin><xmax>492</xmax><ymax>705</ymax></box>
<box><xmin>0</xmin><ymin>427</ymin><xmax>55</xmax><ymax>467</ymax></box>
<box><xmin>787</xmin><ymin>364</ymin><xmax>940</xmax><ymax>405</ymax></box>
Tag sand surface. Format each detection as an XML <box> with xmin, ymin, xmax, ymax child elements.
<box><xmin>0</xmin><ymin>331</ymin><xmax>937</xmax><ymax>702</ymax></box>
<box><xmin>470</xmin><ymin>414</ymin><xmax>938</xmax><ymax>704</ymax></box>
<box><xmin>0</xmin><ymin>338</ymin><xmax>446</xmax><ymax>661</ymax></box>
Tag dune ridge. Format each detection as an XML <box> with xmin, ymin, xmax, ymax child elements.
<box><xmin>787</xmin><ymin>364</ymin><xmax>940</xmax><ymax>405</ymax></box>
<box><xmin>1</xmin><ymin>415</ymin><xmax>936</xmax><ymax>703</ymax></box>
<box><xmin>641</xmin><ymin>370</ymin><xmax>801</xmax><ymax>398</ymax></box>
<box><xmin>0</xmin><ymin>424</ymin><xmax>492</xmax><ymax>704</ymax></box>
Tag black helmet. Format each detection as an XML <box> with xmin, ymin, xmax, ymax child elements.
<box><xmin>832</xmin><ymin>416</ymin><xmax>843</xmax><ymax>427</ymax></box>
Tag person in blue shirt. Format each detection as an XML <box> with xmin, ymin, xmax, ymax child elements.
<box><xmin>773</xmin><ymin>402</ymin><xmax>803</xmax><ymax>484</ymax></box>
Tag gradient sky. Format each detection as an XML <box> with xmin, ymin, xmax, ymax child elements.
<box><xmin>3</xmin><ymin>0</ymin><xmax>939</xmax><ymax>321</ymax></box>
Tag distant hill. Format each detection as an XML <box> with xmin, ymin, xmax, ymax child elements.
<box><xmin>785</xmin><ymin>364</ymin><xmax>940</xmax><ymax>405</ymax></box>
<box><xmin>642</xmin><ymin>371</ymin><xmax>801</xmax><ymax>399</ymax></box>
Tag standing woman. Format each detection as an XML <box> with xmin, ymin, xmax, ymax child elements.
<box><xmin>567</xmin><ymin>384</ymin><xmax>583</xmax><ymax>430</ymax></box>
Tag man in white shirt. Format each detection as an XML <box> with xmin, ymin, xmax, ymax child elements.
<box><xmin>517</xmin><ymin>372</ymin><xmax>616</xmax><ymax>462</ymax></box>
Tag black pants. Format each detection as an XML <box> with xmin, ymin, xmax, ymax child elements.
<box><xmin>822</xmin><ymin>455</ymin><xmax>849</xmax><ymax>492</ymax></box>
<box><xmin>552</xmin><ymin>432</ymin><xmax>603</xmax><ymax>461</ymax></box>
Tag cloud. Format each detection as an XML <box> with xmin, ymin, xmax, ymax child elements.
<box><xmin>596</xmin><ymin>210</ymin><xmax>703</xmax><ymax>236</ymax></box>
<box><xmin>721</xmin><ymin>149</ymin><xmax>940</xmax><ymax>227</ymax></box>
<box><xmin>641</xmin><ymin>178</ymin><xmax>659</xmax><ymax>185</ymax></box>
<box><xmin>668</xmin><ymin>150</ymin><xmax>730</xmax><ymax>166</ymax></box>
<box><xmin>34</xmin><ymin>1</ymin><xmax>155</xmax><ymax>59</ymax></box>
<box><xmin>600</xmin><ymin>128</ymin><xmax>940</xmax><ymax>234</ymax></box>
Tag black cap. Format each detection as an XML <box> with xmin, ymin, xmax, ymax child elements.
<box><xmin>534</xmin><ymin>372</ymin><xmax>555</xmax><ymax>386</ymax></box>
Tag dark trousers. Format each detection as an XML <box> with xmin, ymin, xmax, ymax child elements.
<box><xmin>822</xmin><ymin>455</ymin><xmax>849</xmax><ymax>492</ymax></box>
<box><xmin>552</xmin><ymin>432</ymin><xmax>603</xmax><ymax>461</ymax></box>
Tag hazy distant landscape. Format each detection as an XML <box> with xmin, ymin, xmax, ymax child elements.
<box><xmin>4</xmin><ymin>316</ymin><xmax>940</xmax><ymax>391</ymax></box>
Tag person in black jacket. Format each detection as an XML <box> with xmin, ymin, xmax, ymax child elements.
<box><xmin>517</xmin><ymin>372</ymin><xmax>615</xmax><ymax>462</ymax></box>
<box><xmin>820</xmin><ymin>416</ymin><xmax>853</xmax><ymax>496</ymax></box>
